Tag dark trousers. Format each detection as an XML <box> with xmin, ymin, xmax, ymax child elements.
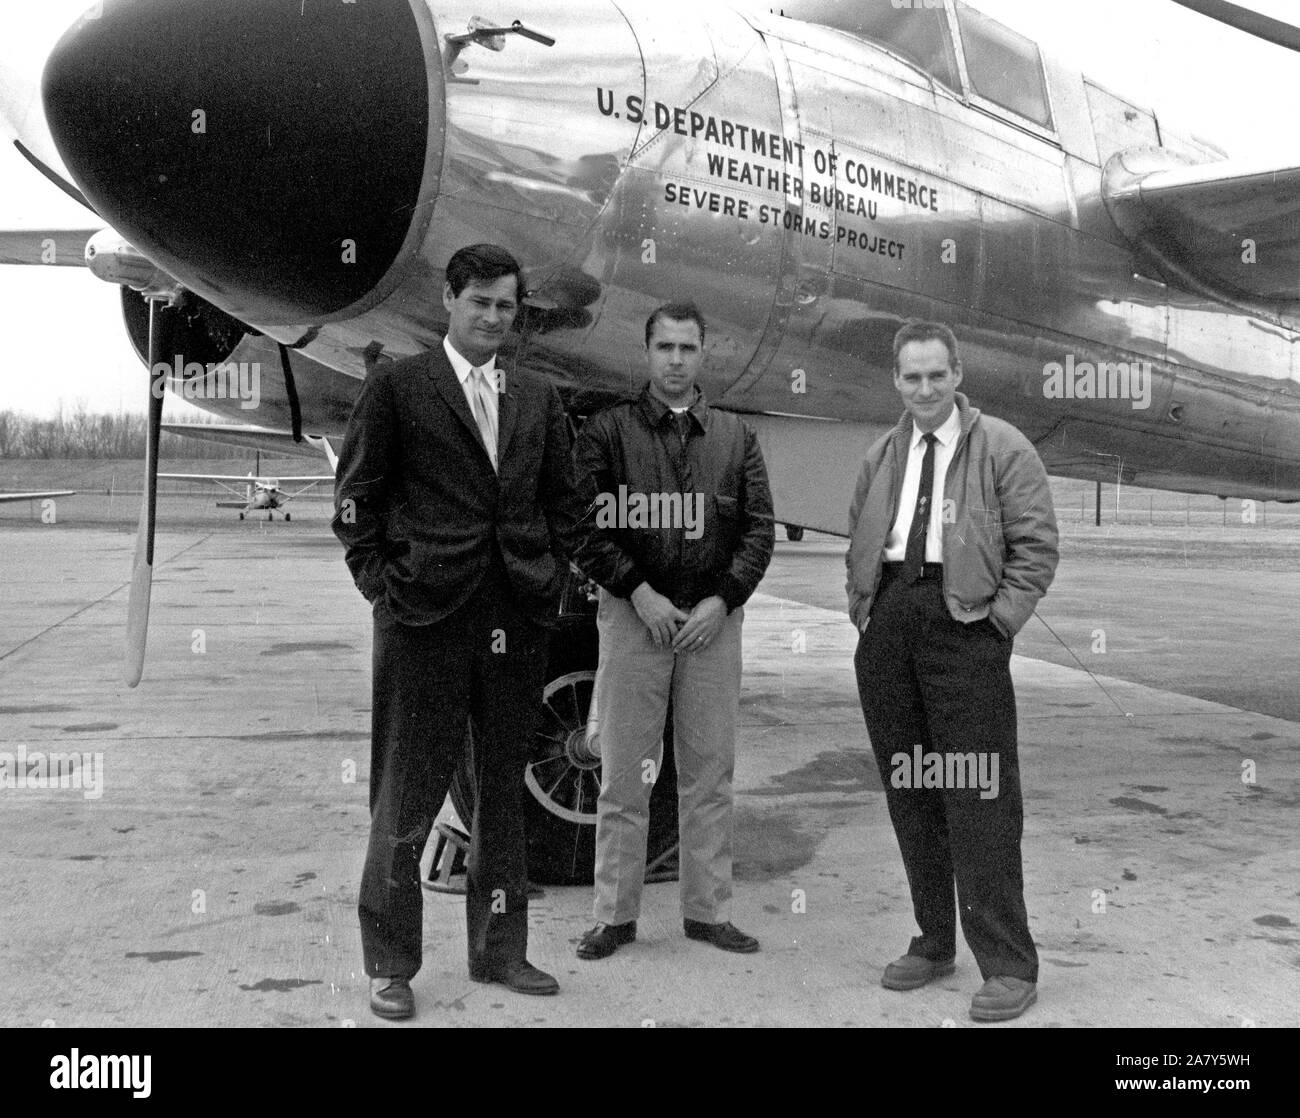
<box><xmin>358</xmin><ymin>568</ymin><xmax>548</xmax><ymax>979</ymax></box>
<box><xmin>854</xmin><ymin>571</ymin><xmax>1038</xmax><ymax>983</ymax></box>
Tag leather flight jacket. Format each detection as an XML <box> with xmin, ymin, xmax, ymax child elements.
<box><xmin>574</xmin><ymin>385</ymin><xmax>775</xmax><ymax>612</ymax></box>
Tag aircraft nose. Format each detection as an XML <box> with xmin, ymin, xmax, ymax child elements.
<box><xmin>41</xmin><ymin>0</ymin><xmax>437</xmax><ymax>325</ymax></box>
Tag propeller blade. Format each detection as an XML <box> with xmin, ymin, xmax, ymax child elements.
<box><xmin>124</xmin><ymin>299</ymin><xmax>168</xmax><ymax>687</ymax></box>
<box><xmin>1170</xmin><ymin>0</ymin><xmax>1300</xmax><ymax>52</ymax></box>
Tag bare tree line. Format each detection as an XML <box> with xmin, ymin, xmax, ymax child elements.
<box><xmin>0</xmin><ymin>408</ymin><xmax>245</xmax><ymax>459</ymax></box>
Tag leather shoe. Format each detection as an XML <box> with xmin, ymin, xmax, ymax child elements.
<box><xmin>881</xmin><ymin>953</ymin><xmax>956</xmax><ymax>991</ymax></box>
<box><xmin>970</xmin><ymin>975</ymin><xmax>1037</xmax><ymax>1021</ymax></box>
<box><xmin>369</xmin><ymin>976</ymin><xmax>414</xmax><ymax>1020</ymax></box>
<box><xmin>576</xmin><ymin>921</ymin><xmax>637</xmax><ymax>960</ymax></box>
<box><xmin>468</xmin><ymin>959</ymin><xmax>559</xmax><ymax>996</ymax></box>
<box><xmin>683</xmin><ymin>919</ymin><xmax>759</xmax><ymax>953</ymax></box>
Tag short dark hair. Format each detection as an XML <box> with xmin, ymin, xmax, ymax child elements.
<box><xmin>645</xmin><ymin>301</ymin><xmax>706</xmax><ymax>348</ymax></box>
<box><xmin>892</xmin><ymin>321</ymin><xmax>961</xmax><ymax>371</ymax></box>
<box><xmin>445</xmin><ymin>243</ymin><xmax>526</xmax><ymax>304</ymax></box>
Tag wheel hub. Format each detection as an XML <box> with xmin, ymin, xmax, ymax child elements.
<box><xmin>565</xmin><ymin>726</ymin><xmax>601</xmax><ymax>769</ymax></box>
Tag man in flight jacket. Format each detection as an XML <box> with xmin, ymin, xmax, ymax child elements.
<box><xmin>571</xmin><ymin>301</ymin><xmax>775</xmax><ymax>962</ymax></box>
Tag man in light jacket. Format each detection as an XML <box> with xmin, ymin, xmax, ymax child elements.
<box><xmin>846</xmin><ymin>320</ymin><xmax>1058</xmax><ymax>1022</ymax></box>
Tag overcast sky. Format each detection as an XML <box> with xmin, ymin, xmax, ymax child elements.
<box><xmin>1</xmin><ymin>0</ymin><xmax>1297</xmax><ymax>417</ymax></box>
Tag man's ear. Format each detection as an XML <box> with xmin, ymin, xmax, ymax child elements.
<box><xmin>951</xmin><ymin>363</ymin><xmax>963</xmax><ymax>388</ymax></box>
<box><xmin>442</xmin><ymin>282</ymin><xmax>455</xmax><ymax>313</ymax></box>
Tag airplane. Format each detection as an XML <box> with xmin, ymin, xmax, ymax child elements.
<box><xmin>158</xmin><ymin>448</ymin><xmax>334</xmax><ymax>521</ymax></box>
<box><xmin>2</xmin><ymin>0</ymin><xmax>1298</xmax><ymax>884</ymax></box>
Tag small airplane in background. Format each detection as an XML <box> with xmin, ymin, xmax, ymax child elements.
<box><xmin>159</xmin><ymin>450</ymin><xmax>332</xmax><ymax>521</ymax></box>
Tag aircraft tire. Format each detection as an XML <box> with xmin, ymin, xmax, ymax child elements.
<box><xmin>785</xmin><ymin>524</ymin><xmax>805</xmax><ymax>542</ymax></box>
<box><xmin>448</xmin><ymin>604</ymin><xmax>679</xmax><ymax>886</ymax></box>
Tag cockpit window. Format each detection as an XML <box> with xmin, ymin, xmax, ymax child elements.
<box><xmin>956</xmin><ymin>3</ymin><xmax>1053</xmax><ymax>128</ymax></box>
<box><xmin>783</xmin><ymin>0</ymin><xmax>961</xmax><ymax>92</ymax></box>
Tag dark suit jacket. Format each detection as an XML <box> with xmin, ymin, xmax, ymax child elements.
<box><xmin>332</xmin><ymin>344</ymin><xmax>586</xmax><ymax>627</ymax></box>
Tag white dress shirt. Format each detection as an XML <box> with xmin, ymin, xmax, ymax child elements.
<box><xmin>883</xmin><ymin>405</ymin><xmax>961</xmax><ymax>563</ymax></box>
<box><xmin>443</xmin><ymin>336</ymin><xmax>499</xmax><ymax>446</ymax></box>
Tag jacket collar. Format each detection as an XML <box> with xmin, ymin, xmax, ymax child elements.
<box><xmin>427</xmin><ymin>343</ymin><xmax>517</xmax><ymax>469</ymax></box>
<box><xmin>636</xmin><ymin>383</ymin><xmax>709</xmax><ymax>434</ymax></box>
<box><xmin>888</xmin><ymin>392</ymin><xmax>979</xmax><ymax>475</ymax></box>
<box><xmin>442</xmin><ymin>336</ymin><xmax>502</xmax><ymax>392</ymax></box>
<box><xmin>890</xmin><ymin>391</ymin><xmax>979</xmax><ymax>445</ymax></box>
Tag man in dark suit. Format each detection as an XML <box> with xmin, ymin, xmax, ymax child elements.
<box><xmin>333</xmin><ymin>243</ymin><xmax>586</xmax><ymax>1020</ymax></box>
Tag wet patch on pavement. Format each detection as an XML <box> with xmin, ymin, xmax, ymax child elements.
<box><xmin>237</xmin><ymin>978</ymin><xmax>322</xmax><ymax>993</ymax></box>
<box><xmin>743</xmin><ymin>750</ymin><xmax>880</xmax><ymax>797</ymax></box>
<box><xmin>1109</xmin><ymin>796</ymin><xmax>1167</xmax><ymax>815</ymax></box>
<box><xmin>125</xmin><ymin>951</ymin><xmax>203</xmax><ymax>963</ymax></box>
<box><xmin>733</xmin><ymin>808</ymin><xmax>822</xmax><ymax>881</ymax></box>
<box><xmin>259</xmin><ymin>641</ymin><xmax>354</xmax><ymax>656</ymax></box>
<box><xmin>253</xmin><ymin>901</ymin><xmax>301</xmax><ymax>916</ymax></box>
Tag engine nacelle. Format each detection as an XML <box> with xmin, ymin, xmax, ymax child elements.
<box><xmin>120</xmin><ymin>285</ymin><xmax>249</xmax><ymax>374</ymax></box>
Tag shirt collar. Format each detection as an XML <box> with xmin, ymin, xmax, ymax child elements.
<box><xmin>912</xmin><ymin>405</ymin><xmax>960</xmax><ymax>450</ymax></box>
<box><xmin>443</xmin><ymin>337</ymin><xmax>496</xmax><ymax>387</ymax></box>
<box><xmin>638</xmin><ymin>383</ymin><xmax>707</xmax><ymax>431</ymax></box>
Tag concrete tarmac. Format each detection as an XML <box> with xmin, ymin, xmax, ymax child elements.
<box><xmin>0</xmin><ymin>503</ymin><xmax>1296</xmax><ymax>1028</ymax></box>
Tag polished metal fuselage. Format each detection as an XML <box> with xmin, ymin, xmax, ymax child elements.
<box><xmin>218</xmin><ymin>0</ymin><xmax>1300</xmax><ymax>531</ymax></box>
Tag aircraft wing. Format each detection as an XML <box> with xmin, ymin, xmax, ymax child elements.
<box><xmin>158</xmin><ymin>473</ymin><xmax>257</xmax><ymax>502</ymax></box>
<box><xmin>1103</xmin><ymin>152</ymin><xmax>1300</xmax><ymax>304</ymax></box>
<box><xmin>0</xmin><ymin>229</ymin><xmax>101</xmax><ymax>267</ymax></box>
<box><xmin>158</xmin><ymin>473</ymin><xmax>260</xmax><ymax>483</ymax></box>
<box><xmin>0</xmin><ymin>490</ymin><xmax>75</xmax><ymax>502</ymax></box>
<box><xmin>1170</xmin><ymin>0</ymin><xmax>1300</xmax><ymax>53</ymax></box>
<box><xmin>158</xmin><ymin>473</ymin><xmax>331</xmax><ymax>483</ymax></box>
<box><xmin>273</xmin><ymin>480</ymin><xmax>332</xmax><ymax>502</ymax></box>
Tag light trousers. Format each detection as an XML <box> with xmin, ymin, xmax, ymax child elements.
<box><xmin>592</xmin><ymin>590</ymin><xmax>742</xmax><ymax>925</ymax></box>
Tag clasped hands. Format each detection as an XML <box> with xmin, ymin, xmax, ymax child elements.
<box><xmin>630</xmin><ymin>583</ymin><xmax>726</xmax><ymax>652</ymax></box>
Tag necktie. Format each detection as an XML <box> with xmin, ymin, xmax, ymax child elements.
<box><xmin>902</xmin><ymin>433</ymin><xmax>937</xmax><ymax>583</ymax></box>
<box><xmin>468</xmin><ymin>366</ymin><xmax>498</xmax><ymax>472</ymax></box>
<box><xmin>667</xmin><ymin>412</ymin><xmax>693</xmax><ymax>490</ymax></box>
